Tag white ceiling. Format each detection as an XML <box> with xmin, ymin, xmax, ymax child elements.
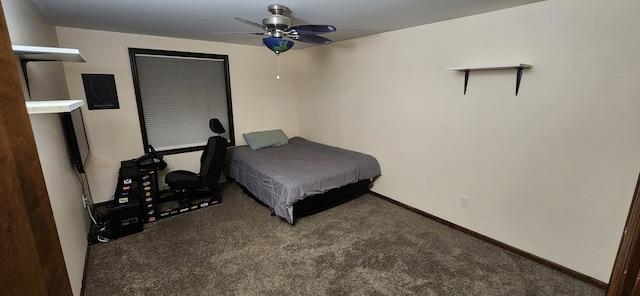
<box><xmin>31</xmin><ymin>0</ymin><xmax>544</xmax><ymax>49</ymax></box>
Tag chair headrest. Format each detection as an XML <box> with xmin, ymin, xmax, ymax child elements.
<box><xmin>210</xmin><ymin>118</ymin><xmax>226</xmax><ymax>134</ymax></box>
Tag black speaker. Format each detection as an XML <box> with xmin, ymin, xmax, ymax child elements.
<box><xmin>108</xmin><ymin>203</ymin><xmax>143</xmax><ymax>239</ymax></box>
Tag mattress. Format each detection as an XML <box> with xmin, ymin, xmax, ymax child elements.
<box><xmin>225</xmin><ymin>137</ymin><xmax>381</xmax><ymax>223</ymax></box>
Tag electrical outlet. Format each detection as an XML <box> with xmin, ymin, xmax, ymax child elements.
<box><xmin>460</xmin><ymin>195</ymin><xmax>469</xmax><ymax>208</ymax></box>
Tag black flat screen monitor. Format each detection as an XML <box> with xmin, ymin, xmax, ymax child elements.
<box><xmin>60</xmin><ymin>108</ymin><xmax>90</xmax><ymax>173</ymax></box>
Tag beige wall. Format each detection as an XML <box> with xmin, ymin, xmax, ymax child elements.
<box><xmin>55</xmin><ymin>27</ymin><xmax>300</xmax><ymax>203</ymax></box>
<box><xmin>1</xmin><ymin>0</ymin><xmax>88</xmax><ymax>295</ymax></box>
<box><xmin>298</xmin><ymin>0</ymin><xmax>640</xmax><ymax>282</ymax></box>
<box><xmin>1</xmin><ymin>0</ymin><xmax>68</xmax><ymax>101</ymax></box>
<box><xmin>28</xmin><ymin>114</ymin><xmax>89</xmax><ymax>296</ymax></box>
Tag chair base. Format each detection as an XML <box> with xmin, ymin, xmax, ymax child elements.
<box><xmin>154</xmin><ymin>189</ymin><xmax>222</xmax><ymax>220</ymax></box>
<box><xmin>162</xmin><ymin>188</ymin><xmax>221</xmax><ymax>204</ymax></box>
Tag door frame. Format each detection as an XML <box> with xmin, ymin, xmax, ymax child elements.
<box><xmin>0</xmin><ymin>5</ymin><xmax>72</xmax><ymax>295</ymax></box>
<box><xmin>607</xmin><ymin>173</ymin><xmax>640</xmax><ymax>295</ymax></box>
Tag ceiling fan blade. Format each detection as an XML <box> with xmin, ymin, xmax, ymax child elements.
<box><xmin>210</xmin><ymin>32</ymin><xmax>267</xmax><ymax>36</ymax></box>
<box><xmin>289</xmin><ymin>25</ymin><xmax>336</xmax><ymax>35</ymax></box>
<box><xmin>234</xmin><ymin>17</ymin><xmax>265</xmax><ymax>29</ymax></box>
<box><xmin>294</xmin><ymin>34</ymin><xmax>332</xmax><ymax>44</ymax></box>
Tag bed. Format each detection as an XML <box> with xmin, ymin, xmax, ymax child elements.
<box><xmin>224</xmin><ymin>133</ymin><xmax>381</xmax><ymax>223</ymax></box>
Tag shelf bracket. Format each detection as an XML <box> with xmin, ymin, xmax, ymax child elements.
<box><xmin>515</xmin><ymin>66</ymin><xmax>524</xmax><ymax>96</ymax></box>
<box><xmin>19</xmin><ymin>58</ymin><xmax>56</xmax><ymax>97</ymax></box>
<box><xmin>20</xmin><ymin>59</ymin><xmax>33</xmax><ymax>96</ymax></box>
<box><xmin>464</xmin><ymin>70</ymin><xmax>470</xmax><ymax>95</ymax></box>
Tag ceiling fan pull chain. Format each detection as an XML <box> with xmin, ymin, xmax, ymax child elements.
<box><xmin>276</xmin><ymin>53</ymin><xmax>281</xmax><ymax>80</ymax></box>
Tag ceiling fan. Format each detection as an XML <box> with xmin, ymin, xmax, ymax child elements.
<box><xmin>233</xmin><ymin>4</ymin><xmax>337</xmax><ymax>55</ymax></box>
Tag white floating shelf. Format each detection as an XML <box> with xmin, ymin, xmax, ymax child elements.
<box><xmin>446</xmin><ymin>63</ymin><xmax>532</xmax><ymax>71</ymax></box>
<box><xmin>12</xmin><ymin>45</ymin><xmax>86</xmax><ymax>98</ymax></box>
<box><xmin>26</xmin><ymin>100</ymin><xmax>84</xmax><ymax>114</ymax></box>
<box><xmin>446</xmin><ymin>63</ymin><xmax>532</xmax><ymax>95</ymax></box>
<box><xmin>12</xmin><ymin>45</ymin><xmax>86</xmax><ymax>62</ymax></box>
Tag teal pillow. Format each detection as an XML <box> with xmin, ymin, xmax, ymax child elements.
<box><xmin>243</xmin><ymin>129</ymin><xmax>289</xmax><ymax>150</ymax></box>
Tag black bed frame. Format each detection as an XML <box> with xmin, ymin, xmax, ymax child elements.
<box><xmin>230</xmin><ymin>178</ymin><xmax>373</xmax><ymax>221</ymax></box>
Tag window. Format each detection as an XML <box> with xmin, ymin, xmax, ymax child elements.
<box><xmin>129</xmin><ymin>48</ymin><xmax>234</xmax><ymax>155</ymax></box>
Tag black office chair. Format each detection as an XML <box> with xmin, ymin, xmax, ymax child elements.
<box><xmin>164</xmin><ymin>118</ymin><xmax>227</xmax><ymax>202</ymax></box>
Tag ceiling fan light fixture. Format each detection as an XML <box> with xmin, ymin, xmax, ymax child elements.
<box><xmin>262</xmin><ymin>37</ymin><xmax>294</xmax><ymax>55</ymax></box>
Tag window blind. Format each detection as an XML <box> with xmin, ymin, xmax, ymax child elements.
<box><xmin>134</xmin><ymin>54</ymin><xmax>231</xmax><ymax>151</ymax></box>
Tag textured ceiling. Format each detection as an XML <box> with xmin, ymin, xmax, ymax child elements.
<box><xmin>31</xmin><ymin>0</ymin><xmax>544</xmax><ymax>49</ymax></box>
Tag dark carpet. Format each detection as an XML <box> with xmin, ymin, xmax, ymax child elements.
<box><xmin>83</xmin><ymin>182</ymin><xmax>606</xmax><ymax>295</ymax></box>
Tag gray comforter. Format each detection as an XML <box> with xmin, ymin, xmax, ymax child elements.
<box><xmin>225</xmin><ymin>137</ymin><xmax>381</xmax><ymax>223</ymax></box>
